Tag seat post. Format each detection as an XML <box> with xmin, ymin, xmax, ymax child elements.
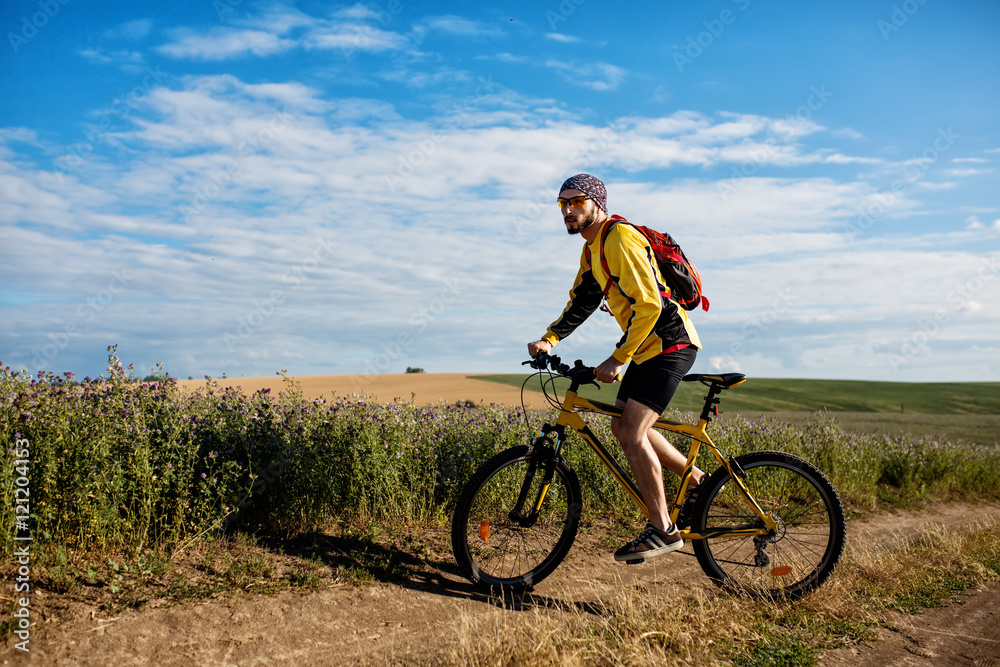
<box><xmin>699</xmin><ymin>383</ymin><xmax>723</xmax><ymax>423</ymax></box>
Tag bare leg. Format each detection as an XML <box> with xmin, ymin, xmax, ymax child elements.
<box><xmin>612</xmin><ymin>403</ymin><xmax>705</xmax><ymax>484</ymax></box>
<box><xmin>646</xmin><ymin>427</ymin><xmax>705</xmax><ymax>485</ymax></box>
<box><xmin>612</xmin><ymin>398</ymin><xmax>673</xmax><ymax>530</ymax></box>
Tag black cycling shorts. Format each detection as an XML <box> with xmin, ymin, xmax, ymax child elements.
<box><xmin>616</xmin><ymin>346</ymin><xmax>698</xmax><ymax>415</ymax></box>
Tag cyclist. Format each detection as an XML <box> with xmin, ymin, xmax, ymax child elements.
<box><xmin>527</xmin><ymin>173</ymin><xmax>705</xmax><ymax>562</ymax></box>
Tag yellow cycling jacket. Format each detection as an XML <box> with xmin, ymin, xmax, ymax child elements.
<box><xmin>541</xmin><ymin>217</ymin><xmax>701</xmax><ymax>365</ymax></box>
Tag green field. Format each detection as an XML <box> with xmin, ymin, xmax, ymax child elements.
<box><xmin>471</xmin><ymin>375</ymin><xmax>1000</xmax><ymax>447</ymax></box>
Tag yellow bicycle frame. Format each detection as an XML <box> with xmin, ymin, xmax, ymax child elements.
<box><xmin>546</xmin><ymin>385</ymin><xmax>779</xmax><ymax>540</ymax></box>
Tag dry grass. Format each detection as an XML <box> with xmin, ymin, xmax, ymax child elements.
<box><xmin>836</xmin><ymin>516</ymin><xmax>1000</xmax><ymax>614</ymax></box>
<box><xmin>441</xmin><ymin>517</ymin><xmax>1000</xmax><ymax>666</ymax></box>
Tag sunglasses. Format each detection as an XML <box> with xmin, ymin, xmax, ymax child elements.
<box><xmin>556</xmin><ymin>196</ymin><xmax>592</xmax><ymax>209</ymax></box>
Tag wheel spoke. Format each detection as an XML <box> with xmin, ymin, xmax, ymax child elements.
<box><xmin>453</xmin><ymin>447</ymin><xmax>580</xmax><ymax>592</ymax></box>
<box><xmin>693</xmin><ymin>452</ymin><xmax>845</xmax><ymax>599</ymax></box>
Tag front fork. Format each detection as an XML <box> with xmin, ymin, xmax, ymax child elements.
<box><xmin>510</xmin><ymin>426</ymin><xmax>564</xmax><ymax>526</ymax></box>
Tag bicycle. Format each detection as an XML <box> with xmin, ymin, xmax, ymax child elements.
<box><xmin>451</xmin><ymin>352</ymin><xmax>846</xmax><ymax>600</ymax></box>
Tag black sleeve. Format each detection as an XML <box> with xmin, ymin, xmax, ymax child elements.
<box><xmin>545</xmin><ymin>262</ymin><xmax>605</xmax><ymax>342</ymax></box>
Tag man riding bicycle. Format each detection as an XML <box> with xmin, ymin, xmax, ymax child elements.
<box><xmin>527</xmin><ymin>173</ymin><xmax>705</xmax><ymax>562</ymax></box>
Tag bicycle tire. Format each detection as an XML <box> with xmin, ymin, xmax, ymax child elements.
<box><xmin>451</xmin><ymin>445</ymin><xmax>582</xmax><ymax>594</ymax></box>
<box><xmin>692</xmin><ymin>450</ymin><xmax>846</xmax><ymax>600</ymax></box>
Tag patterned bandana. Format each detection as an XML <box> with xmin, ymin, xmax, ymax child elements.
<box><xmin>559</xmin><ymin>174</ymin><xmax>607</xmax><ymax>213</ymax></box>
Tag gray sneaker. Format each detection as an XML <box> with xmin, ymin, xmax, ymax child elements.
<box><xmin>614</xmin><ymin>522</ymin><xmax>684</xmax><ymax>562</ymax></box>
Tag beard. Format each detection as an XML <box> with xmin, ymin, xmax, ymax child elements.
<box><xmin>565</xmin><ymin>208</ymin><xmax>602</xmax><ymax>235</ymax></box>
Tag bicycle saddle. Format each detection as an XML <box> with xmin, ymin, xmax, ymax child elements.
<box><xmin>682</xmin><ymin>373</ymin><xmax>747</xmax><ymax>389</ymax></box>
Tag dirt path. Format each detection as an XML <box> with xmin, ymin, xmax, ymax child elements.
<box><xmin>5</xmin><ymin>502</ymin><xmax>999</xmax><ymax>666</ymax></box>
<box><xmin>820</xmin><ymin>581</ymin><xmax>1000</xmax><ymax>667</ymax></box>
<box><xmin>820</xmin><ymin>503</ymin><xmax>1000</xmax><ymax>667</ymax></box>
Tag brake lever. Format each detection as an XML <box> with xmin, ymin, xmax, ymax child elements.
<box><xmin>524</xmin><ymin>351</ymin><xmax>554</xmax><ymax>371</ymax></box>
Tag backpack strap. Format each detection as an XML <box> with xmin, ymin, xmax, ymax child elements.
<box><xmin>595</xmin><ymin>215</ymin><xmax>628</xmax><ymax>295</ymax></box>
<box><xmin>580</xmin><ymin>217</ymin><xmax>627</xmax><ymax>316</ymax></box>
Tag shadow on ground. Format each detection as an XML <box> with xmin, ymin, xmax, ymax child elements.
<box><xmin>253</xmin><ymin>528</ymin><xmax>613</xmax><ymax>618</ymax></box>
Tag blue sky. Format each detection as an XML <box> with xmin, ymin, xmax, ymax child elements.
<box><xmin>1</xmin><ymin>0</ymin><xmax>998</xmax><ymax>384</ymax></box>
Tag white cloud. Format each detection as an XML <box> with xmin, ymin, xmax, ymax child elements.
<box><xmin>155</xmin><ymin>4</ymin><xmax>413</xmax><ymax>60</ymax></box>
<box><xmin>378</xmin><ymin>67</ymin><xmax>472</xmax><ymax>89</ymax></box>
<box><xmin>833</xmin><ymin>128</ymin><xmax>864</xmax><ymax>140</ymax></box>
<box><xmin>419</xmin><ymin>16</ymin><xmax>501</xmax><ymax>37</ymax></box>
<box><xmin>241</xmin><ymin>5</ymin><xmax>318</xmax><ymax>33</ymax></box>
<box><xmin>619</xmin><ymin>112</ymin><xmax>708</xmax><ymax>136</ymax></box>
<box><xmin>103</xmin><ymin>19</ymin><xmax>154</xmax><ymax>41</ymax></box>
<box><xmin>158</xmin><ymin>28</ymin><xmax>296</xmax><ymax>60</ymax></box>
<box><xmin>79</xmin><ymin>48</ymin><xmax>146</xmax><ymax>67</ymax></box>
<box><xmin>545</xmin><ymin>60</ymin><xmax>627</xmax><ymax>92</ymax></box>
<box><xmin>710</xmin><ymin>356</ymin><xmax>741</xmax><ymax>372</ymax></box>
<box><xmin>915</xmin><ymin>181</ymin><xmax>957</xmax><ymax>191</ymax></box>
<box><xmin>588</xmin><ymin>64</ymin><xmax>627</xmax><ymax>92</ymax></box>
<box><xmin>546</xmin><ymin>33</ymin><xmax>582</xmax><ymax>43</ymax></box>
<box><xmin>3</xmin><ymin>73</ymin><xmax>997</xmax><ymax>382</ymax></box>
<box><xmin>944</xmin><ymin>168</ymin><xmax>994</xmax><ymax>177</ymax></box>
<box><xmin>304</xmin><ymin>24</ymin><xmax>408</xmax><ymax>53</ymax></box>
<box><xmin>477</xmin><ymin>52</ymin><xmax>529</xmax><ymax>63</ymax></box>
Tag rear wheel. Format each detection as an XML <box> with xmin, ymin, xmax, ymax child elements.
<box><xmin>451</xmin><ymin>445</ymin><xmax>581</xmax><ymax>594</ymax></box>
<box><xmin>692</xmin><ymin>451</ymin><xmax>845</xmax><ymax>599</ymax></box>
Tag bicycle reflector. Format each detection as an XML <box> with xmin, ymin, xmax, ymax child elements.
<box><xmin>770</xmin><ymin>566</ymin><xmax>793</xmax><ymax>577</ymax></box>
<box><xmin>479</xmin><ymin>520</ymin><xmax>490</xmax><ymax>542</ymax></box>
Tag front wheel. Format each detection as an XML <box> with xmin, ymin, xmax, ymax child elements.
<box><xmin>451</xmin><ymin>445</ymin><xmax>582</xmax><ymax>594</ymax></box>
<box><xmin>692</xmin><ymin>451</ymin><xmax>846</xmax><ymax>600</ymax></box>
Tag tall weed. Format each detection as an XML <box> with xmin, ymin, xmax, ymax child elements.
<box><xmin>2</xmin><ymin>350</ymin><xmax>999</xmax><ymax>562</ymax></box>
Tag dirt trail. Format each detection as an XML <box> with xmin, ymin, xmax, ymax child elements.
<box><xmin>820</xmin><ymin>581</ymin><xmax>1000</xmax><ymax>667</ymax></box>
<box><xmin>5</xmin><ymin>502</ymin><xmax>999</xmax><ymax>666</ymax></box>
<box><xmin>820</xmin><ymin>503</ymin><xmax>1000</xmax><ymax>667</ymax></box>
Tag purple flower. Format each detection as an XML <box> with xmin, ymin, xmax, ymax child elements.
<box><xmin>201</xmin><ymin>472</ymin><xmax>207</xmax><ymax>478</ymax></box>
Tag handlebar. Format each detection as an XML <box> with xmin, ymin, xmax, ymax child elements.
<box><xmin>523</xmin><ymin>351</ymin><xmax>573</xmax><ymax>374</ymax></box>
<box><xmin>523</xmin><ymin>352</ymin><xmax>621</xmax><ymax>384</ymax></box>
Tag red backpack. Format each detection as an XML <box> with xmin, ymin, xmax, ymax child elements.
<box><xmin>589</xmin><ymin>215</ymin><xmax>709</xmax><ymax>312</ymax></box>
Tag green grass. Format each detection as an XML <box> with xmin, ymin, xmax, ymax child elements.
<box><xmin>472</xmin><ymin>374</ymin><xmax>1000</xmax><ymax>448</ymax></box>
<box><xmin>470</xmin><ymin>374</ymin><xmax>1000</xmax><ymax>415</ymax></box>
<box><xmin>744</xmin><ymin>411</ymin><xmax>1000</xmax><ymax>449</ymax></box>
